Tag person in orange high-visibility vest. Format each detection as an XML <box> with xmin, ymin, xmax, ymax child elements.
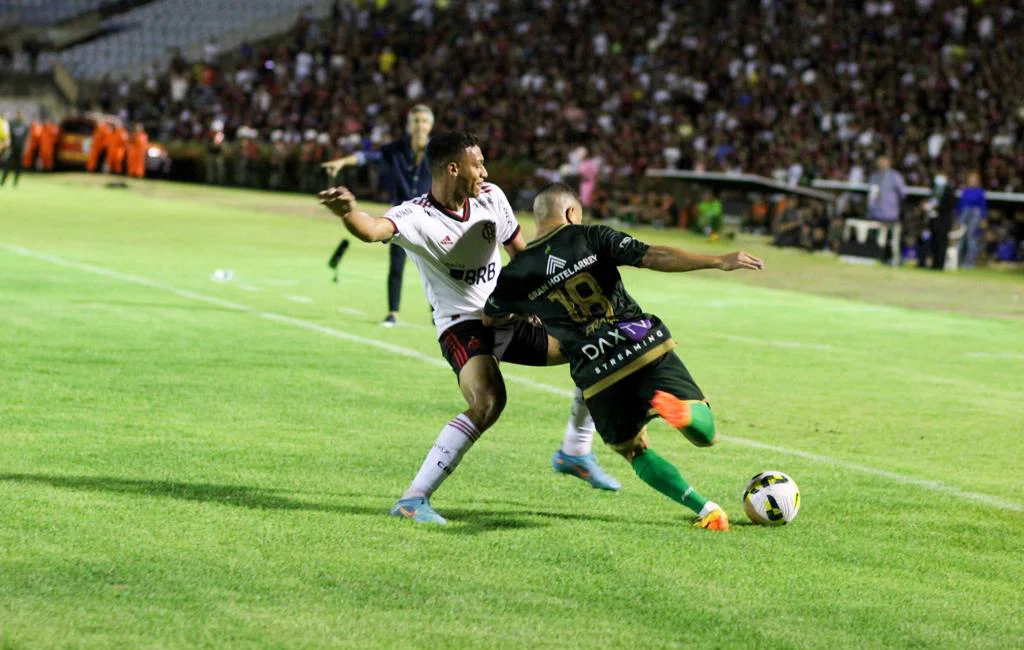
<box><xmin>22</xmin><ymin>121</ymin><xmax>43</xmax><ymax>169</ymax></box>
<box><xmin>126</xmin><ymin>123</ymin><xmax>149</xmax><ymax>178</ymax></box>
<box><xmin>107</xmin><ymin>124</ymin><xmax>129</xmax><ymax>174</ymax></box>
<box><xmin>86</xmin><ymin>120</ymin><xmax>114</xmax><ymax>172</ymax></box>
<box><xmin>39</xmin><ymin>121</ymin><xmax>59</xmax><ymax>170</ymax></box>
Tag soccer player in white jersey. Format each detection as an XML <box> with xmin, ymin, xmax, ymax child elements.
<box><xmin>319</xmin><ymin>131</ymin><xmax>619</xmax><ymax>523</ymax></box>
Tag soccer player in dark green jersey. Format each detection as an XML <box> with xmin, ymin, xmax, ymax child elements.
<box><xmin>484</xmin><ymin>183</ymin><xmax>763</xmax><ymax>531</ymax></box>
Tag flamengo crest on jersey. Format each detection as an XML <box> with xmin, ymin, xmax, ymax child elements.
<box><xmin>383</xmin><ymin>182</ymin><xmax>521</xmax><ymax>335</ymax></box>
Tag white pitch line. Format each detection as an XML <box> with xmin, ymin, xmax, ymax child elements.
<box><xmin>285</xmin><ymin>295</ymin><xmax>313</xmax><ymax>304</ymax></box>
<box><xmin>237</xmin><ymin>283</ymin><xmax>261</xmax><ymax>292</ymax></box>
<box><xmin>732</xmin><ymin>438</ymin><xmax>1023</xmax><ymax>512</ymax></box>
<box><xmin>704</xmin><ymin>332</ymin><xmax>835</xmax><ymax>352</ymax></box>
<box><xmin>964</xmin><ymin>352</ymin><xmax>1024</xmax><ymax>361</ymax></box>
<box><xmin>3</xmin><ymin>242</ymin><xmax>1020</xmax><ymax>513</ymax></box>
<box><xmin>336</xmin><ymin>306</ymin><xmax>367</xmax><ymax>316</ymax></box>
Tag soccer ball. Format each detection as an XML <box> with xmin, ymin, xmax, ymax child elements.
<box><xmin>743</xmin><ymin>471</ymin><xmax>801</xmax><ymax>526</ymax></box>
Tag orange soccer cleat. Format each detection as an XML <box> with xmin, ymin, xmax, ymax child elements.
<box><xmin>693</xmin><ymin>507</ymin><xmax>730</xmax><ymax>532</ymax></box>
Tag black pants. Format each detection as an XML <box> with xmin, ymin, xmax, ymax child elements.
<box><xmin>1</xmin><ymin>149</ymin><xmax>22</xmax><ymax>186</ymax></box>
<box><xmin>930</xmin><ymin>220</ymin><xmax>951</xmax><ymax>270</ymax></box>
<box><xmin>387</xmin><ymin>243</ymin><xmax>406</xmax><ymax>313</ymax></box>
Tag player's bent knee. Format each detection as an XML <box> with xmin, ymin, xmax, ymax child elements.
<box><xmin>458</xmin><ymin>356</ymin><xmax>507</xmax><ymax>430</ymax></box>
<box><xmin>687</xmin><ymin>431</ymin><xmax>716</xmax><ymax>447</ymax></box>
<box><xmin>682</xmin><ymin>401</ymin><xmax>716</xmax><ymax>447</ymax></box>
<box><xmin>468</xmin><ymin>389</ymin><xmax>506</xmax><ymax>430</ymax></box>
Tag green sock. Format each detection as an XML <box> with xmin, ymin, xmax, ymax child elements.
<box><xmin>630</xmin><ymin>448</ymin><xmax>707</xmax><ymax>515</ymax></box>
<box><xmin>682</xmin><ymin>401</ymin><xmax>716</xmax><ymax>447</ymax></box>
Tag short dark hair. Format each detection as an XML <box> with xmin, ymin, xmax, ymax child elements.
<box><xmin>426</xmin><ymin>131</ymin><xmax>479</xmax><ymax>173</ymax></box>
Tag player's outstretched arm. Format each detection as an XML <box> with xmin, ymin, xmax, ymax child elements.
<box><xmin>318</xmin><ymin>186</ymin><xmax>396</xmax><ymax>243</ymax></box>
<box><xmin>640</xmin><ymin>246</ymin><xmax>764</xmax><ymax>273</ymax></box>
<box><xmin>320</xmin><ymin>154</ymin><xmax>360</xmax><ymax>179</ymax></box>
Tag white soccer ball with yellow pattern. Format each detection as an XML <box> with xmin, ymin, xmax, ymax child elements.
<box><xmin>743</xmin><ymin>471</ymin><xmax>801</xmax><ymax>525</ymax></box>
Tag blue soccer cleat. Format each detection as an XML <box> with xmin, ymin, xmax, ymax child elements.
<box><xmin>551</xmin><ymin>450</ymin><xmax>622</xmax><ymax>491</ymax></box>
<box><xmin>389</xmin><ymin>496</ymin><xmax>448</xmax><ymax>524</ymax></box>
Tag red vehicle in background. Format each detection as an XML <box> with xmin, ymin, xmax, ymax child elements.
<box><xmin>56</xmin><ymin>113</ymin><xmax>170</xmax><ymax>176</ymax></box>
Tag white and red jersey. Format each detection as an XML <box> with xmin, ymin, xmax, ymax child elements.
<box><xmin>382</xmin><ymin>182</ymin><xmax>522</xmax><ymax>336</ymax></box>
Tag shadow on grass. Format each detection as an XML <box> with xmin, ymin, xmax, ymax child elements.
<box><xmin>0</xmin><ymin>473</ymin><xmax>687</xmax><ymax>534</ymax></box>
<box><xmin>0</xmin><ymin>473</ymin><xmax>379</xmax><ymax>515</ymax></box>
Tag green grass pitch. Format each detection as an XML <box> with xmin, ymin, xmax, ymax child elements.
<box><xmin>1</xmin><ymin>175</ymin><xmax>1022</xmax><ymax>649</ymax></box>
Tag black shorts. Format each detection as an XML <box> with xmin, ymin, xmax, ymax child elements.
<box><xmin>439</xmin><ymin>318</ymin><xmax>548</xmax><ymax>376</ymax></box>
<box><xmin>584</xmin><ymin>350</ymin><xmax>704</xmax><ymax>445</ymax></box>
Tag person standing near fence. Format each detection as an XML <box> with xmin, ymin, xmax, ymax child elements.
<box><xmin>957</xmin><ymin>171</ymin><xmax>987</xmax><ymax>269</ymax></box>
<box><xmin>107</xmin><ymin>123</ymin><xmax>129</xmax><ymax>175</ymax></box>
<box><xmin>0</xmin><ymin>111</ymin><xmax>28</xmax><ymax>187</ymax></box>
<box><xmin>921</xmin><ymin>173</ymin><xmax>956</xmax><ymax>270</ymax></box>
<box><xmin>22</xmin><ymin>120</ymin><xmax>42</xmax><ymax>170</ymax></box>
<box><xmin>126</xmin><ymin>123</ymin><xmax>149</xmax><ymax>178</ymax></box>
<box><xmin>39</xmin><ymin>121</ymin><xmax>59</xmax><ymax>171</ymax></box>
<box><xmin>867</xmin><ymin>155</ymin><xmax>906</xmax><ymax>265</ymax></box>
<box><xmin>86</xmin><ymin>119</ymin><xmax>113</xmax><ymax>172</ymax></box>
<box><xmin>321</xmin><ymin>105</ymin><xmax>434</xmax><ymax>327</ymax></box>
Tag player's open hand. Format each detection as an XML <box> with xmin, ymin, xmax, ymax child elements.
<box><xmin>319</xmin><ymin>186</ymin><xmax>357</xmax><ymax>218</ymax></box>
<box><xmin>321</xmin><ymin>159</ymin><xmax>346</xmax><ymax>178</ymax></box>
<box><xmin>718</xmin><ymin>251</ymin><xmax>764</xmax><ymax>271</ymax></box>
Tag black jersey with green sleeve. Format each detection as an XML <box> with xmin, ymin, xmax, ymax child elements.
<box><xmin>485</xmin><ymin>224</ymin><xmax>677</xmax><ymax>398</ymax></box>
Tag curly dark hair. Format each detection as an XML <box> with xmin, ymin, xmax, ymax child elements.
<box><xmin>426</xmin><ymin>131</ymin><xmax>480</xmax><ymax>173</ymax></box>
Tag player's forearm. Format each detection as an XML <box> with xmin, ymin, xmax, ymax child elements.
<box><xmin>341</xmin><ymin>210</ymin><xmax>392</xmax><ymax>243</ymax></box>
<box><xmin>481</xmin><ymin>312</ymin><xmax>518</xmax><ymax>328</ymax></box>
<box><xmin>324</xmin><ymin>154</ymin><xmax>359</xmax><ymax>167</ymax></box>
<box><xmin>640</xmin><ymin>245</ymin><xmax>724</xmax><ymax>272</ymax></box>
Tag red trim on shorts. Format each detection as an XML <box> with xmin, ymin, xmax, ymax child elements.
<box><xmin>444</xmin><ymin>330</ymin><xmax>468</xmax><ymax>367</ymax></box>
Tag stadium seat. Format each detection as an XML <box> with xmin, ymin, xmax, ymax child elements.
<box><xmin>37</xmin><ymin>0</ymin><xmax>331</xmax><ymax>81</ymax></box>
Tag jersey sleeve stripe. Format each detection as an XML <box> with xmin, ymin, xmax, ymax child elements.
<box><xmin>382</xmin><ymin>216</ymin><xmax>399</xmax><ymax>235</ymax></box>
<box><xmin>502</xmin><ymin>224</ymin><xmax>521</xmax><ymax>245</ymax></box>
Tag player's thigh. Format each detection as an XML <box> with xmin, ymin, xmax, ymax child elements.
<box><xmin>584</xmin><ymin>377</ymin><xmax>653</xmax><ymax>447</ymax></box>
<box><xmin>494</xmin><ymin>320</ymin><xmax>551</xmax><ymax>366</ymax></box>
<box><xmin>638</xmin><ymin>352</ymin><xmax>705</xmax><ymax>404</ymax></box>
<box><xmin>544</xmin><ymin>335</ymin><xmax>566</xmax><ymax>365</ymax></box>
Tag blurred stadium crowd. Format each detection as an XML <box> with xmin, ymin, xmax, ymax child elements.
<box><xmin>2</xmin><ymin>0</ymin><xmax>1022</xmax><ymax>262</ymax></box>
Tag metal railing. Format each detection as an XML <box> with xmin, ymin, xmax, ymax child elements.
<box><xmin>811</xmin><ymin>179</ymin><xmax>1024</xmax><ymax>211</ymax></box>
<box><xmin>646</xmin><ymin>169</ymin><xmax>836</xmax><ymax>202</ymax></box>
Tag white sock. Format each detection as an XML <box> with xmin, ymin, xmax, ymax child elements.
<box><xmin>560</xmin><ymin>388</ymin><xmax>595</xmax><ymax>457</ymax></box>
<box><xmin>403</xmin><ymin>414</ymin><xmax>479</xmax><ymax>499</ymax></box>
<box><xmin>699</xmin><ymin>501</ymin><xmax>721</xmax><ymax>518</ymax></box>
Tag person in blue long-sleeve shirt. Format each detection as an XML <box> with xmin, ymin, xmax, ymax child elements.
<box><xmin>323</xmin><ymin>105</ymin><xmax>434</xmax><ymax>326</ymax></box>
<box><xmin>956</xmin><ymin>171</ymin><xmax>987</xmax><ymax>269</ymax></box>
